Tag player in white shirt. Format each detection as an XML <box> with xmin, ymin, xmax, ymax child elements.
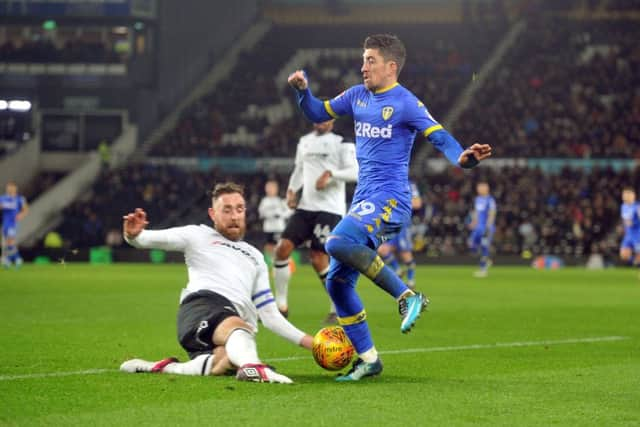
<box><xmin>119</xmin><ymin>182</ymin><xmax>313</xmax><ymax>384</ymax></box>
<box><xmin>273</xmin><ymin>120</ymin><xmax>358</xmax><ymax>324</ymax></box>
<box><xmin>258</xmin><ymin>179</ymin><xmax>290</xmax><ymax>258</ymax></box>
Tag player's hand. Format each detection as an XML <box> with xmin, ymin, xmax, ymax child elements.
<box><xmin>300</xmin><ymin>334</ymin><xmax>313</xmax><ymax>350</ymax></box>
<box><xmin>458</xmin><ymin>143</ymin><xmax>492</xmax><ymax>167</ymax></box>
<box><xmin>286</xmin><ymin>189</ymin><xmax>298</xmax><ymax>209</ymax></box>
<box><xmin>287</xmin><ymin>70</ymin><xmax>308</xmax><ymax>90</ymax></box>
<box><xmin>122</xmin><ymin>208</ymin><xmax>149</xmax><ymax>239</ymax></box>
<box><xmin>316</xmin><ymin>170</ymin><xmax>332</xmax><ymax>190</ymax></box>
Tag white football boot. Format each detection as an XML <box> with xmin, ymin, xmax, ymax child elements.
<box><xmin>236</xmin><ymin>364</ymin><xmax>293</xmax><ymax>384</ymax></box>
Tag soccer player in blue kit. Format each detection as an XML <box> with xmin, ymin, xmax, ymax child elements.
<box><xmin>0</xmin><ymin>181</ymin><xmax>29</xmax><ymax>268</ymax></box>
<box><xmin>288</xmin><ymin>34</ymin><xmax>492</xmax><ymax>381</ymax></box>
<box><xmin>468</xmin><ymin>181</ymin><xmax>497</xmax><ymax>278</ymax></box>
<box><xmin>620</xmin><ymin>187</ymin><xmax>640</xmax><ymax>273</ymax></box>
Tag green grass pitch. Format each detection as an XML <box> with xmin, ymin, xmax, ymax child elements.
<box><xmin>1</xmin><ymin>264</ymin><xmax>639</xmax><ymax>426</ymax></box>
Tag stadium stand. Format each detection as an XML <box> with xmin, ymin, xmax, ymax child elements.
<box><xmin>16</xmin><ymin>1</ymin><xmax>640</xmax><ymax>265</ymax></box>
<box><xmin>149</xmin><ymin>22</ymin><xmax>507</xmax><ymax>157</ymax></box>
<box><xmin>452</xmin><ymin>16</ymin><xmax>640</xmax><ymax>158</ymax></box>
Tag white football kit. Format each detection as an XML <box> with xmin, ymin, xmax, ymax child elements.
<box><xmin>124</xmin><ymin>224</ymin><xmax>305</xmax><ymax>345</ymax></box>
<box><xmin>288</xmin><ymin>131</ymin><xmax>358</xmax><ymax>216</ymax></box>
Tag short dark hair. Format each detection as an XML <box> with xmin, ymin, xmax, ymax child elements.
<box><xmin>363</xmin><ymin>34</ymin><xmax>406</xmax><ymax>76</ymax></box>
<box><xmin>210</xmin><ymin>182</ymin><xmax>244</xmax><ymax>201</ymax></box>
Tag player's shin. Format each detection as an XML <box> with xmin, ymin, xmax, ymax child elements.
<box><xmin>273</xmin><ymin>259</ymin><xmax>291</xmax><ymax>313</ymax></box>
<box><xmin>225</xmin><ymin>328</ymin><xmax>261</xmax><ymax>367</ymax></box>
<box><xmin>6</xmin><ymin>244</ymin><xmax>17</xmax><ymax>263</ymax></box>
<box><xmin>480</xmin><ymin>244</ymin><xmax>490</xmax><ymax>269</ymax></box>
<box><xmin>326</xmin><ymin>263</ymin><xmax>377</xmax><ymax>361</ymax></box>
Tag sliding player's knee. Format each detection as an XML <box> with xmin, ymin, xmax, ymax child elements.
<box><xmin>212</xmin><ymin>316</ymin><xmax>253</xmax><ymax>346</ymax></box>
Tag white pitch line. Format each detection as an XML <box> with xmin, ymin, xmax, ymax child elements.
<box><xmin>0</xmin><ymin>336</ymin><xmax>628</xmax><ymax>382</ymax></box>
<box><xmin>0</xmin><ymin>368</ymin><xmax>116</xmax><ymax>381</ymax></box>
<box><xmin>265</xmin><ymin>335</ymin><xmax>629</xmax><ymax>362</ymax></box>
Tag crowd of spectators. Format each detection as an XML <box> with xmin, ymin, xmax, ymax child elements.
<box><xmin>451</xmin><ymin>17</ymin><xmax>640</xmax><ymax>158</ymax></box>
<box><xmin>152</xmin><ymin>13</ymin><xmax>639</xmax><ymax>161</ymax></box>
<box><xmin>56</xmin><ymin>164</ymin><xmax>200</xmax><ymax>248</ymax></box>
<box><xmin>47</xmin><ymin>10</ymin><xmax>640</xmax><ymax>263</ymax></box>
<box><xmin>53</xmin><ymin>159</ymin><xmax>638</xmax><ymax>265</ymax></box>
<box><xmin>0</xmin><ymin>37</ymin><xmax>123</xmax><ymax>63</ymax></box>
<box><xmin>414</xmin><ymin>165</ymin><xmax>637</xmax><ymax>262</ymax></box>
<box><xmin>150</xmin><ymin>22</ymin><xmax>506</xmax><ymax>158</ymax></box>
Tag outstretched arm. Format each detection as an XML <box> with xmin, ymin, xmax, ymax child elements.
<box><xmin>122</xmin><ymin>208</ymin><xmax>188</xmax><ymax>251</ymax></box>
<box><xmin>253</xmin><ymin>265</ymin><xmax>313</xmax><ymax>349</ymax></box>
<box><xmin>288</xmin><ymin>70</ymin><xmax>333</xmax><ymax>123</ymax></box>
<box><xmin>258</xmin><ymin>303</ymin><xmax>313</xmax><ymax>350</ymax></box>
<box><xmin>407</xmin><ymin>97</ymin><xmax>492</xmax><ymax>168</ymax></box>
<box><xmin>428</xmin><ymin>129</ymin><xmax>492</xmax><ymax>168</ymax></box>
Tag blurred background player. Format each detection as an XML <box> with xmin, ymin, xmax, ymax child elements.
<box><xmin>468</xmin><ymin>181</ymin><xmax>497</xmax><ymax>278</ymax></box>
<box><xmin>272</xmin><ymin>119</ymin><xmax>358</xmax><ymax>324</ymax></box>
<box><xmin>258</xmin><ymin>179</ymin><xmax>290</xmax><ymax>261</ymax></box>
<box><xmin>289</xmin><ymin>33</ymin><xmax>491</xmax><ymax>381</ymax></box>
<box><xmin>119</xmin><ymin>182</ymin><xmax>313</xmax><ymax>384</ymax></box>
<box><xmin>0</xmin><ymin>181</ymin><xmax>29</xmax><ymax>269</ymax></box>
<box><xmin>619</xmin><ymin>187</ymin><xmax>640</xmax><ymax>275</ymax></box>
<box><xmin>378</xmin><ymin>180</ymin><xmax>422</xmax><ymax>289</ymax></box>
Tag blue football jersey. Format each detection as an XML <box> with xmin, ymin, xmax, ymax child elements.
<box><xmin>0</xmin><ymin>194</ymin><xmax>26</xmax><ymax>227</ymax></box>
<box><xmin>325</xmin><ymin>83</ymin><xmax>442</xmax><ymax>219</ymax></box>
<box><xmin>621</xmin><ymin>202</ymin><xmax>640</xmax><ymax>235</ymax></box>
<box><xmin>474</xmin><ymin>195</ymin><xmax>497</xmax><ymax>230</ymax></box>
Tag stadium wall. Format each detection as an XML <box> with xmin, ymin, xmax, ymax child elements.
<box><xmin>0</xmin><ymin>134</ymin><xmax>40</xmax><ymax>189</ymax></box>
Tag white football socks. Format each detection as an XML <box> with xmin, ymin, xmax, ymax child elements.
<box><xmin>225</xmin><ymin>329</ymin><xmax>261</xmax><ymax>367</ymax></box>
<box><xmin>360</xmin><ymin>347</ymin><xmax>379</xmax><ymax>363</ymax></box>
<box><xmin>273</xmin><ymin>259</ymin><xmax>291</xmax><ymax>310</ymax></box>
<box><xmin>163</xmin><ymin>353</ymin><xmax>214</xmax><ymax>376</ymax></box>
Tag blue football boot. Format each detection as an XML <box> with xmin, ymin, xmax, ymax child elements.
<box><xmin>399</xmin><ymin>292</ymin><xmax>429</xmax><ymax>333</ymax></box>
<box><xmin>335</xmin><ymin>357</ymin><xmax>383</xmax><ymax>382</ymax></box>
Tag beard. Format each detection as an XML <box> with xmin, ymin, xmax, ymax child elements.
<box><xmin>217</xmin><ymin>223</ymin><xmax>245</xmax><ymax>241</ymax></box>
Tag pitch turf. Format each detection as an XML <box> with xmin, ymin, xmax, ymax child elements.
<box><xmin>0</xmin><ymin>264</ymin><xmax>639</xmax><ymax>426</ymax></box>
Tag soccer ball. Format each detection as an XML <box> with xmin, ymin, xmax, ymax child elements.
<box><xmin>312</xmin><ymin>326</ymin><xmax>355</xmax><ymax>371</ymax></box>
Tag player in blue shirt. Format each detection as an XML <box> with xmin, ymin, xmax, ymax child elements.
<box><xmin>620</xmin><ymin>187</ymin><xmax>640</xmax><ymax>270</ymax></box>
<box><xmin>0</xmin><ymin>181</ymin><xmax>29</xmax><ymax>268</ymax></box>
<box><xmin>378</xmin><ymin>180</ymin><xmax>422</xmax><ymax>289</ymax></box>
<box><xmin>468</xmin><ymin>181</ymin><xmax>496</xmax><ymax>278</ymax></box>
<box><xmin>288</xmin><ymin>34</ymin><xmax>492</xmax><ymax>381</ymax></box>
